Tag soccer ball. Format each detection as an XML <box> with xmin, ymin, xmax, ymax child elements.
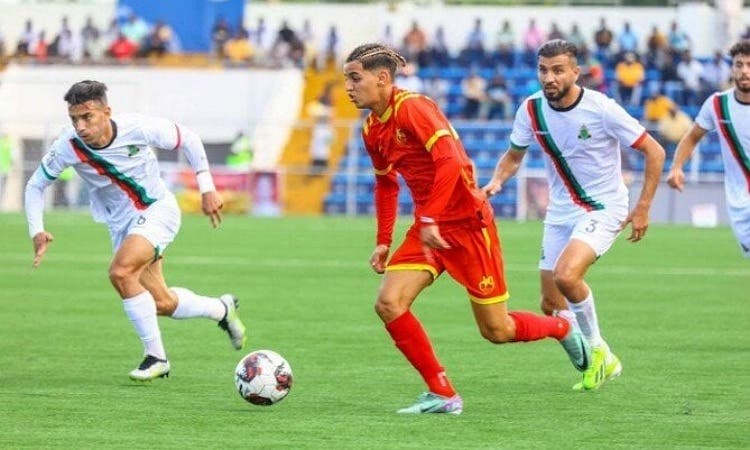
<box><xmin>234</xmin><ymin>350</ymin><xmax>293</xmax><ymax>405</ymax></box>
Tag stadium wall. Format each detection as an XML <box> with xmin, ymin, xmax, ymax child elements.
<box><xmin>2</xmin><ymin>2</ymin><xmax>749</xmax><ymax>58</ymax></box>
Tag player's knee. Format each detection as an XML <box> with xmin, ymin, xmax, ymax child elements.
<box><xmin>108</xmin><ymin>264</ymin><xmax>135</xmax><ymax>293</ymax></box>
<box><xmin>552</xmin><ymin>266</ymin><xmax>579</xmax><ymax>292</ymax></box>
<box><xmin>374</xmin><ymin>294</ymin><xmax>407</xmax><ymax>323</ymax></box>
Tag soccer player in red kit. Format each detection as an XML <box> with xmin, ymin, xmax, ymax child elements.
<box><xmin>343</xmin><ymin>43</ymin><xmax>591</xmax><ymax>414</ymax></box>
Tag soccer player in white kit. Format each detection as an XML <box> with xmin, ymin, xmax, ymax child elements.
<box><xmin>667</xmin><ymin>40</ymin><xmax>750</xmax><ymax>259</ymax></box>
<box><xmin>482</xmin><ymin>40</ymin><xmax>666</xmax><ymax>390</ymax></box>
<box><xmin>25</xmin><ymin>80</ymin><xmax>247</xmax><ymax>381</ymax></box>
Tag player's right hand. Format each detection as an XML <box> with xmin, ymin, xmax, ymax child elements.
<box><xmin>481</xmin><ymin>178</ymin><xmax>503</xmax><ymax>197</ymax></box>
<box><xmin>31</xmin><ymin>231</ymin><xmax>54</xmax><ymax>268</ymax></box>
<box><xmin>666</xmin><ymin>169</ymin><xmax>685</xmax><ymax>192</ymax></box>
<box><xmin>201</xmin><ymin>191</ymin><xmax>224</xmax><ymax>228</ymax></box>
<box><xmin>369</xmin><ymin>244</ymin><xmax>389</xmax><ymax>274</ymax></box>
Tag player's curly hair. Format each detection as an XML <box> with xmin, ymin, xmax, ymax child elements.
<box><xmin>537</xmin><ymin>39</ymin><xmax>578</xmax><ymax>62</ymax></box>
<box><xmin>729</xmin><ymin>40</ymin><xmax>750</xmax><ymax>59</ymax></box>
<box><xmin>64</xmin><ymin>80</ymin><xmax>108</xmax><ymax>106</ymax></box>
<box><xmin>345</xmin><ymin>43</ymin><xmax>407</xmax><ymax>78</ymax></box>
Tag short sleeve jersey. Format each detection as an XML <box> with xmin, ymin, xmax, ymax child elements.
<box><xmin>40</xmin><ymin>113</ymin><xmax>182</xmax><ymax>228</ymax></box>
<box><xmin>694</xmin><ymin>89</ymin><xmax>750</xmax><ymax>209</ymax></box>
<box><xmin>509</xmin><ymin>88</ymin><xmax>646</xmax><ymax>224</ymax></box>
<box><xmin>362</xmin><ymin>87</ymin><xmax>487</xmax><ymax>222</ymax></box>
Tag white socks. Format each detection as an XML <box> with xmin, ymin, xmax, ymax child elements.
<box><xmin>122</xmin><ymin>291</ymin><xmax>166</xmax><ymax>359</ymax></box>
<box><xmin>170</xmin><ymin>287</ymin><xmax>225</xmax><ymax>321</ymax></box>
<box><xmin>567</xmin><ymin>290</ymin><xmax>604</xmax><ymax>348</ymax></box>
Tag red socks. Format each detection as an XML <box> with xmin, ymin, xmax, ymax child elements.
<box><xmin>385</xmin><ymin>311</ymin><xmax>456</xmax><ymax>397</ymax></box>
<box><xmin>509</xmin><ymin>311</ymin><xmax>569</xmax><ymax>341</ymax></box>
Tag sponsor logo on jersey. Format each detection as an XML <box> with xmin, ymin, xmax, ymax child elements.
<box><xmin>127</xmin><ymin>145</ymin><xmax>140</xmax><ymax>157</ymax></box>
<box><xmin>395</xmin><ymin>128</ymin><xmax>408</xmax><ymax>144</ymax></box>
<box><xmin>578</xmin><ymin>124</ymin><xmax>591</xmax><ymax>140</ymax></box>
<box><xmin>479</xmin><ymin>275</ymin><xmax>495</xmax><ymax>293</ymax></box>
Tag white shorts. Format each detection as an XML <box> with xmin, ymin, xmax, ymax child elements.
<box><xmin>109</xmin><ymin>194</ymin><xmax>182</xmax><ymax>257</ymax></box>
<box><xmin>539</xmin><ymin>208</ymin><xmax>627</xmax><ymax>271</ymax></box>
<box><xmin>728</xmin><ymin>205</ymin><xmax>750</xmax><ymax>259</ymax></box>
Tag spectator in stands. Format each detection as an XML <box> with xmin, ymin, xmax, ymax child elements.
<box><xmin>617</xmin><ymin>22</ymin><xmax>638</xmax><ymax>60</ymax></box>
<box><xmin>211</xmin><ymin>17</ymin><xmax>232</xmax><ymax>58</ymax></box>
<box><xmin>667</xmin><ymin>21</ymin><xmax>690</xmax><ymax>58</ymax></box>
<box><xmin>615</xmin><ymin>52</ymin><xmax>645</xmax><ymax>106</ymax></box>
<box><xmin>677</xmin><ymin>50</ymin><xmax>704</xmax><ymax>106</ymax></box>
<box><xmin>461</xmin><ymin>18</ymin><xmax>486</xmax><ymax>66</ymax></box>
<box><xmin>461</xmin><ymin>68</ymin><xmax>487</xmax><ymax>119</ymax></box>
<box><xmin>396</xmin><ymin>62</ymin><xmax>424</xmax><ymax>93</ymax></box>
<box><xmin>548</xmin><ymin>23</ymin><xmax>566</xmax><ymax>42</ymax></box>
<box><xmin>32</xmin><ymin>31</ymin><xmax>49</xmax><ymax>63</ymax></box>
<box><xmin>642</xmin><ymin>89</ymin><xmax>675</xmax><ymax>129</ymax></box>
<box><xmin>81</xmin><ymin>16</ymin><xmax>100</xmax><ymax>47</ymax></box>
<box><xmin>250</xmin><ymin>17</ymin><xmax>270</xmax><ymax>59</ymax></box>
<box><xmin>324</xmin><ymin>26</ymin><xmax>341</xmax><ymax>68</ymax></box>
<box><xmin>16</xmin><ymin>20</ymin><xmax>35</xmax><ymax>57</ymax></box>
<box><xmin>423</xmin><ymin>76</ymin><xmax>450</xmax><ymax>111</ymax></box>
<box><xmin>702</xmin><ymin>50</ymin><xmax>731</xmax><ymax>93</ymax></box>
<box><xmin>300</xmin><ymin>19</ymin><xmax>318</xmax><ymax>70</ymax></box>
<box><xmin>567</xmin><ymin>23</ymin><xmax>587</xmax><ymax>52</ymax></box>
<box><xmin>522</xmin><ymin>19</ymin><xmax>545</xmax><ymax>67</ymax></box>
<box><xmin>121</xmin><ymin>13</ymin><xmax>149</xmax><ymax>49</ymax></box>
<box><xmin>593</xmin><ymin>17</ymin><xmax>614</xmax><ymax>62</ymax></box>
<box><xmin>426</xmin><ymin>26</ymin><xmax>450</xmax><ymax>68</ymax></box>
<box><xmin>380</xmin><ymin>24</ymin><xmax>396</xmax><ymax>49</ymax></box>
<box><xmin>226</xmin><ymin>131</ymin><xmax>253</xmax><ymax>172</ymax></box>
<box><xmin>495</xmin><ymin>20</ymin><xmax>516</xmax><ymax>68</ymax></box>
<box><xmin>657</xmin><ymin>105</ymin><xmax>692</xmax><ymax>156</ymax></box>
<box><xmin>272</xmin><ymin>20</ymin><xmax>305</xmax><ymax>68</ymax></box>
<box><xmin>402</xmin><ymin>21</ymin><xmax>427</xmax><ymax>63</ymax></box>
<box><xmin>645</xmin><ymin>25</ymin><xmax>668</xmax><ymax>70</ymax></box>
<box><xmin>580</xmin><ymin>47</ymin><xmax>606</xmax><ymax>92</ymax></box>
<box><xmin>306</xmin><ymin>82</ymin><xmax>335</xmax><ymax>176</ymax></box>
<box><xmin>659</xmin><ymin>52</ymin><xmax>683</xmax><ymax>101</ymax></box>
<box><xmin>224</xmin><ymin>29</ymin><xmax>254</xmax><ymax>65</ymax></box>
<box><xmin>483</xmin><ymin>74</ymin><xmax>512</xmax><ymax>120</ymax></box>
<box><xmin>108</xmin><ymin>32</ymin><xmax>138</xmax><ymax>61</ymax></box>
<box><xmin>141</xmin><ymin>21</ymin><xmax>175</xmax><ymax>57</ymax></box>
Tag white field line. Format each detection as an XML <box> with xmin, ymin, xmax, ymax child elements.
<box><xmin>3</xmin><ymin>253</ymin><xmax>747</xmax><ymax>277</ymax></box>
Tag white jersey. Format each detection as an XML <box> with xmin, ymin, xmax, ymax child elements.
<box><xmin>694</xmin><ymin>89</ymin><xmax>750</xmax><ymax>211</ymax></box>
<box><xmin>39</xmin><ymin>114</ymin><xmax>184</xmax><ymax>229</ymax></box>
<box><xmin>509</xmin><ymin>88</ymin><xmax>646</xmax><ymax>224</ymax></box>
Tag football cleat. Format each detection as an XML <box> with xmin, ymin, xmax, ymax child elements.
<box><xmin>129</xmin><ymin>355</ymin><xmax>170</xmax><ymax>381</ymax></box>
<box><xmin>557</xmin><ymin>311</ymin><xmax>591</xmax><ymax>372</ymax></box>
<box><xmin>574</xmin><ymin>347</ymin><xmax>622</xmax><ymax>391</ymax></box>
<box><xmin>218</xmin><ymin>294</ymin><xmax>247</xmax><ymax>350</ymax></box>
<box><xmin>397</xmin><ymin>392</ymin><xmax>463</xmax><ymax>415</ymax></box>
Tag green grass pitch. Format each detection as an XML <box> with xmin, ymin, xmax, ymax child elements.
<box><xmin>1</xmin><ymin>212</ymin><xmax>747</xmax><ymax>449</ymax></box>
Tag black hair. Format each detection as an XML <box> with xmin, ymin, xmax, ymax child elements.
<box><xmin>729</xmin><ymin>40</ymin><xmax>750</xmax><ymax>59</ymax></box>
<box><xmin>345</xmin><ymin>43</ymin><xmax>406</xmax><ymax>78</ymax></box>
<box><xmin>537</xmin><ymin>39</ymin><xmax>578</xmax><ymax>63</ymax></box>
<box><xmin>63</xmin><ymin>80</ymin><xmax>108</xmax><ymax>106</ymax></box>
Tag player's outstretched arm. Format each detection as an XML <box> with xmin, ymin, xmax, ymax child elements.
<box><xmin>666</xmin><ymin>125</ymin><xmax>707</xmax><ymax>192</ymax></box>
<box><xmin>482</xmin><ymin>148</ymin><xmax>526</xmax><ymax>197</ymax></box>
<box><xmin>623</xmin><ymin>134</ymin><xmax>665</xmax><ymax>242</ymax></box>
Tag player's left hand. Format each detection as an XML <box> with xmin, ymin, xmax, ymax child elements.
<box><xmin>420</xmin><ymin>224</ymin><xmax>451</xmax><ymax>250</ymax></box>
<box><xmin>622</xmin><ymin>206</ymin><xmax>649</xmax><ymax>242</ymax></box>
<box><xmin>201</xmin><ymin>191</ymin><xmax>223</xmax><ymax>228</ymax></box>
<box><xmin>31</xmin><ymin>231</ymin><xmax>54</xmax><ymax>268</ymax></box>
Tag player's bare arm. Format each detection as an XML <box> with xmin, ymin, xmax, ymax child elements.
<box><xmin>31</xmin><ymin>231</ymin><xmax>54</xmax><ymax>268</ymax></box>
<box><xmin>623</xmin><ymin>134</ymin><xmax>665</xmax><ymax>242</ymax></box>
<box><xmin>482</xmin><ymin>148</ymin><xmax>526</xmax><ymax>197</ymax></box>
<box><xmin>667</xmin><ymin>125</ymin><xmax>708</xmax><ymax>192</ymax></box>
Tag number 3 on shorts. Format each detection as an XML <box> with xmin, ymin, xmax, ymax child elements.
<box><xmin>585</xmin><ymin>219</ymin><xmax>598</xmax><ymax>233</ymax></box>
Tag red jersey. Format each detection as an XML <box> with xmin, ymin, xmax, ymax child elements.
<box><xmin>362</xmin><ymin>87</ymin><xmax>490</xmax><ymax>246</ymax></box>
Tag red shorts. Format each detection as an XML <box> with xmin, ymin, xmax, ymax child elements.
<box><xmin>386</xmin><ymin>219</ymin><xmax>509</xmax><ymax>304</ymax></box>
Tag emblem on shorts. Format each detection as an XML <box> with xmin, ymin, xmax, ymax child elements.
<box><xmin>578</xmin><ymin>124</ymin><xmax>591</xmax><ymax>140</ymax></box>
<box><xmin>127</xmin><ymin>145</ymin><xmax>140</xmax><ymax>157</ymax></box>
<box><xmin>479</xmin><ymin>275</ymin><xmax>495</xmax><ymax>293</ymax></box>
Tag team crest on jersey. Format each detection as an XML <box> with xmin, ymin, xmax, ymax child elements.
<box><xmin>127</xmin><ymin>145</ymin><xmax>140</xmax><ymax>157</ymax></box>
<box><xmin>479</xmin><ymin>275</ymin><xmax>495</xmax><ymax>293</ymax></box>
<box><xmin>395</xmin><ymin>128</ymin><xmax>408</xmax><ymax>144</ymax></box>
<box><xmin>577</xmin><ymin>124</ymin><xmax>591</xmax><ymax>140</ymax></box>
